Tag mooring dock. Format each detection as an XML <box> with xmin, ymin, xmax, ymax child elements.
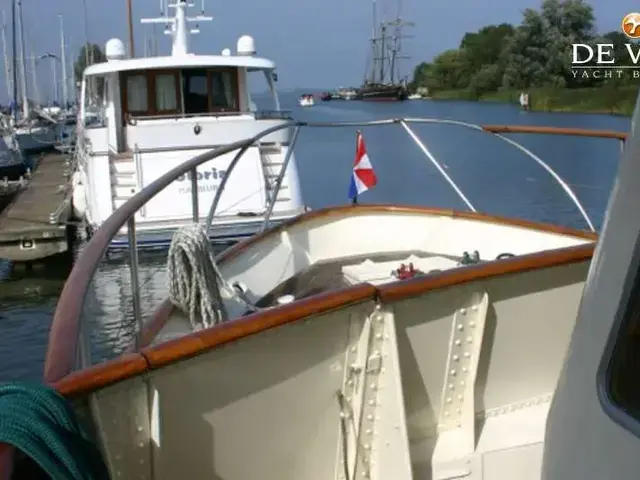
<box><xmin>0</xmin><ymin>152</ymin><xmax>72</xmax><ymax>262</ymax></box>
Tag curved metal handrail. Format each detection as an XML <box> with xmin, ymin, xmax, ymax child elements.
<box><xmin>46</xmin><ymin>117</ymin><xmax>627</xmax><ymax>384</ymax></box>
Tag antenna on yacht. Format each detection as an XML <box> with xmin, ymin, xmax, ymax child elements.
<box><xmin>140</xmin><ymin>0</ymin><xmax>212</xmax><ymax>56</ymax></box>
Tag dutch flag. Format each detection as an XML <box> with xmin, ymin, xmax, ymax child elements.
<box><xmin>348</xmin><ymin>130</ymin><xmax>377</xmax><ymax>201</ymax></box>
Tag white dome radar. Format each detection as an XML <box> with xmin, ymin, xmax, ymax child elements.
<box><xmin>221</xmin><ymin>48</ymin><xmax>231</xmax><ymax>56</ymax></box>
<box><xmin>105</xmin><ymin>38</ymin><xmax>127</xmax><ymax>61</ymax></box>
<box><xmin>237</xmin><ymin>35</ymin><xmax>255</xmax><ymax>56</ymax></box>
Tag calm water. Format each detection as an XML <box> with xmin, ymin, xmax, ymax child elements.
<box><xmin>0</xmin><ymin>95</ymin><xmax>630</xmax><ymax>381</ymax></box>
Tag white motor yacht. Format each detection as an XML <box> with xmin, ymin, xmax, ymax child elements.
<box><xmin>71</xmin><ymin>0</ymin><xmax>305</xmax><ymax>250</ymax></box>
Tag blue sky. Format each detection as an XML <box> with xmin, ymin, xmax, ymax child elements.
<box><xmin>0</xmin><ymin>0</ymin><xmax>637</xmax><ymax>102</ymax></box>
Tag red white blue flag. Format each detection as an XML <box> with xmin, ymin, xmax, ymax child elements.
<box><xmin>348</xmin><ymin>130</ymin><xmax>377</xmax><ymax>200</ymax></box>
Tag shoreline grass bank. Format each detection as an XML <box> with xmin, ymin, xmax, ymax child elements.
<box><xmin>428</xmin><ymin>87</ymin><xmax>638</xmax><ymax>116</ymax></box>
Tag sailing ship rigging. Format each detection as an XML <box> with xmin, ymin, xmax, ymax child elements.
<box><xmin>357</xmin><ymin>0</ymin><xmax>413</xmax><ymax>101</ymax></box>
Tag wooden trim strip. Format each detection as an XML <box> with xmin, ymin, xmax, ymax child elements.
<box><xmin>140</xmin><ymin>243</ymin><xmax>594</xmax><ymax>370</ymax></box>
<box><xmin>481</xmin><ymin>124</ymin><xmax>628</xmax><ymax>140</ymax></box>
<box><xmin>142</xmin><ymin>283</ymin><xmax>377</xmax><ymax>368</ymax></box>
<box><xmin>53</xmin><ymin>353</ymin><xmax>149</xmax><ymax>398</ymax></box>
<box><xmin>43</xmin><ymin>127</ymin><xmax>286</xmax><ymax>386</ymax></box>
<box><xmin>137</xmin><ymin>205</ymin><xmax>597</xmax><ymax>349</ymax></box>
<box><xmin>378</xmin><ymin>243</ymin><xmax>594</xmax><ymax>303</ymax></box>
<box><xmin>47</xmin><ymin>123</ymin><xmax>613</xmax><ymax>387</ymax></box>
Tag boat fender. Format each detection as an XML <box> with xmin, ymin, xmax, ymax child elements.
<box><xmin>496</xmin><ymin>252</ymin><xmax>516</xmax><ymax>260</ymax></box>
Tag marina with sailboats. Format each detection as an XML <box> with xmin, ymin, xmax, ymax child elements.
<box><xmin>0</xmin><ymin>0</ymin><xmax>77</xmax><ymax>262</ymax></box>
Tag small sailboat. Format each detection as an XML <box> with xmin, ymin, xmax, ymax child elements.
<box><xmin>2</xmin><ymin>0</ymin><xmax>57</xmax><ymax>153</ymax></box>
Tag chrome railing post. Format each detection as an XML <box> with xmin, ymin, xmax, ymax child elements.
<box><xmin>205</xmin><ymin>144</ymin><xmax>252</xmax><ymax>232</ymax></box>
<box><xmin>190</xmin><ymin>167</ymin><xmax>199</xmax><ymax>222</ymax></box>
<box><xmin>76</xmin><ymin>324</ymin><xmax>91</xmax><ymax>369</ymax></box>
<box><xmin>260</xmin><ymin>125</ymin><xmax>301</xmax><ymax>233</ymax></box>
<box><xmin>400</xmin><ymin>120</ymin><xmax>477</xmax><ymax>212</ymax></box>
<box><xmin>127</xmin><ymin>216</ymin><xmax>143</xmax><ymax>350</ymax></box>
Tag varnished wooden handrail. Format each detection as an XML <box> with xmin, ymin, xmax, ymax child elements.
<box><xmin>46</xmin><ymin>119</ymin><xmax>622</xmax><ymax>383</ymax></box>
<box><xmin>48</xmin><ymin>242</ymin><xmax>595</xmax><ymax>397</ymax></box>
<box><xmin>46</xmin><ymin>119</ymin><xmax>618</xmax><ymax>388</ymax></box>
<box><xmin>379</xmin><ymin>242</ymin><xmax>594</xmax><ymax>302</ymax></box>
<box><xmin>481</xmin><ymin>124</ymin><xmax>628</xmax><ymax>140</ymax></box>
<box><xmin>140</xmin><ymin>243</ymin><xmax>595</xmax><ymax>369</ymax></box>
<box><xmin>44</xmin><ymin>120</ymin><xmax>296</xmax><ymax>385</ymax></box>
<box><xmin>135</xmin><ymin>205</ymin><xmax>597</xmax><ymax>350</ymax></box>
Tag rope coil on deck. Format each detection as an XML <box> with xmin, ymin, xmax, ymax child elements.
<box><xmin>167</xmin><ymin>224</ymin><xmax>264</xmax><ymax>329</ymax></box>
<box><xmin>167</xmin><ymin>224</ymin><xmax>229</xmax><ymax>329</ymax></box>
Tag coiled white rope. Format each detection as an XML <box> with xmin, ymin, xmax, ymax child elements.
<box><xmin>166</xmin><ymin>224</ymin><xmax>228</xmax><ymax>330</ymax></box>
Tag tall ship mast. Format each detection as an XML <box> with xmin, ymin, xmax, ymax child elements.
<box><xmin>357</xmin><ymin>0</ymin><xmax>413</xmax><ymax>101</ymax></box>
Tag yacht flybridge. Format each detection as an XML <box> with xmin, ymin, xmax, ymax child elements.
<box><xmin>72</xmin><ymin>0</ymin><xmax>304</xmax><ymax>249</ymax></box>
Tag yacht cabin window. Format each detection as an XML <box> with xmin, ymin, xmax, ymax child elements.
<box><xmin>155</xmin><ymin>73</ymin><xmax>179</xmax><ymax>112</ymax></box>
<box><xmin>121</xmin><ymin>67</ymin><xmax>239</xmax><ymax>118</ymax></box>
<box><xmin>126</xmin><ymin>74</ymin><xmax>148</xmax><ymax>112</ymax></box>
<box><xmin>183</xmin><ymin>70</ymin><xmax>209</xmax><ymax>114</ymax></box>
<box><xmin>210</xmin><ymin>70</ymin><xmax>237</xmax><ymax>111</ymax></box>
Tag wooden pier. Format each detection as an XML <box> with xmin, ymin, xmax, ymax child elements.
<box><xmin>0</xmin><ymin>152</ymin><xmax>72</xmax><ymax>262</ymax></box>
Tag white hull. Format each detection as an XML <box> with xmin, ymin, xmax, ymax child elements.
<box><xmin>86</xmin><ymin>206</ymin><xmax>594</xmax><ymax>479</ymax></box>
<box><xmin>299</xmin><ymin>97</ymin><xmax>315</xmax><ymax>107</ymax></box>
<box><xmin>78</xmin><ymin>118</ymin><xmax>305</xmax><ymax>249</ymax></box>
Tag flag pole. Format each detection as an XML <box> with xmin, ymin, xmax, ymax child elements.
<box><xmin>352</xmin><ymin>130</ymin><xmax>360</xmax><ymax>206</ymax></box>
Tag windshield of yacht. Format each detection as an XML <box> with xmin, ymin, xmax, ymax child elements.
<box><xmin>81</xmin><ymin>65</ymin><xmax>281</xmax><ymax>127</ymax></box>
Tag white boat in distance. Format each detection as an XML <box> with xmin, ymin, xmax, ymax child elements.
<box><xmin>299</xmin><ymin>94</ymin><xmax>315</xmax><ymax>106</ymax></box>
<box><xmin>14</xmin><ymin>100</ymin><xmax>640</xmax><ymax>479</ymax></box>
<box><xmin>71</xmin><ymin>0</ymin><xmax>305</xmax><ymax>250</ymax></box>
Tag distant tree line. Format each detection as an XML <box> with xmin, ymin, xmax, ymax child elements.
<box><xmin>74</xmin><ymin>43</ymin><xmax>107</xmax><ymax>100</ymax></box>
<box><xmin>411</xmin><ymin>0</ymin><xmax>638</xmax><ymax>98</ymax></box>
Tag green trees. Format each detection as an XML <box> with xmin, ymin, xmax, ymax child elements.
<box><xmin>74</xmin><ymin>43</ymin><xmax>107</xmax><ymax>100</ymax></box>
<box><xmin>74</xmin><ymin>43</ymin><xmax>106</xmax><ymax>83</ymax></box>
<box><xmin>411</xmin><ymin>0</ymin><xmax>634</xmax><ymax>97</ymax></box>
